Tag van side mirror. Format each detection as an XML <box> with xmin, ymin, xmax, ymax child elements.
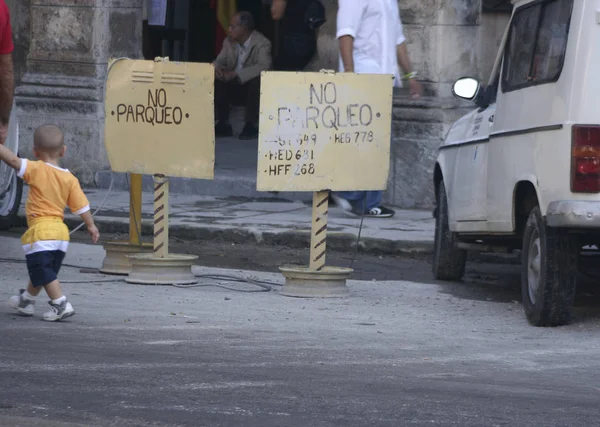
<box><xmin>452</xmin><ymin>77</ymin><xmax>481</xmax><ymax>101</ymax></box>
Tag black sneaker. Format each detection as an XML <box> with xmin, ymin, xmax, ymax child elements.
<box><xmin>365</xmin><ymin>206</ymin><xmax>395</xmax><ymax>218</ymax></box>
<box><xmin>239</xmin><ymin>122</ymin><xmax>258</xmax><ymax>140</ymax></box>
<box><xmin>215</xmin><ymin>122</ymin><xmax>233</xmax><ymax>137</ymax></box>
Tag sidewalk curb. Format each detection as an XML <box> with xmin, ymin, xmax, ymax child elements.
<box><xmin>53</xmin><ymin>216</ymin><xmax>434</xmax><ymax>256</ymax></box>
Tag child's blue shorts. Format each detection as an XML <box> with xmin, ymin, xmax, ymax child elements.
<box><xmin>25</xmin><ymin>250</ymin><xmax>66</xmax><ymax>287</ymax></box>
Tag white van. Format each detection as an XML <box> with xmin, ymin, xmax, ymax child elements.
<box><xmin>432</xmin><ymin>0</ymin><xmax>598</xmax><ymax>326</ymax></box>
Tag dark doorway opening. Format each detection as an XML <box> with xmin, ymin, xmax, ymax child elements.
<box><xmin>143</xmin><ymin>0</ymin><xmax>275</xmax><ymax>63</ymax></box>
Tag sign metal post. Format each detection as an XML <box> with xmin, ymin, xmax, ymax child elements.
<box><xmin>257</xmin><ymin>70</ymin><xmax>394</xmax><ymax>297</ymax></box>
<box><xmin>103</xmin><ymin>57</ymin><xmax>215</xmax><ymax>285</ymax></box>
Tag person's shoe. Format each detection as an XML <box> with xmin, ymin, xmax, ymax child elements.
<box><xmin>365</xmin><ymin>206</ymin><xmax>395</xmax><ymax>218</ymax></box>
<box><xmin>8</xmin><ymin>289</ymin><xmax>35</xmax><ymax>316</ymax></box>
<box><xmin>330</xmin><ymin>194</ymin><xmax>354</xmax><ymax>213</ymax></box>
<box><xmin>42</xmin><ymin>299</ymin><xmax>75</xmax><ymax>322</ymax></box>
<box><xmin>215</xmin><ymin>122</ymin><xmax>233</xmax><ymax>138</ymax></box>
<box><xmin>239</xmin><ymin>123</ymin><xmax>258</xmax><ymax>140</ymax></box>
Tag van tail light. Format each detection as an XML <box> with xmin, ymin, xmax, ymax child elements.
<box><xmin>572</xmin><ymin>125</ymin><xmax>600</xmax><ymax>193</ymax></box>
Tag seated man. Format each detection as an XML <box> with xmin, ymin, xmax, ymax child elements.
<box><xmin>213</xmin><ymin>11</ymin><xmax>272</xmax><ymax>140</ymax></box>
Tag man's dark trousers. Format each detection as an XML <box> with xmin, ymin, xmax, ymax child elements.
<box><xmin>214</xmin><ymin>77</ymin><xmax>260</xmax><ymax>124</ymax></box>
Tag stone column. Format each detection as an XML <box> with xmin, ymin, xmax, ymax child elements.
<box><xmin>385</xmin><ymin>0</ymin><xmax>484</xmax><ymax>208</ymax></box>
<box><xmin>16</xmin><ymin>0</ymin><xmax>143</xmax><ymax>185</ymax></box>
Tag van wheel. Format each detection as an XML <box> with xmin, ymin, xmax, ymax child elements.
<box><xmin>432</xmin><ymin>180</ymin><xmax>466</xmax><ymax>281</ymax></box>
<box><xmin>521</xmin><ymin>206</ymin><xmax>578</xmax><ymax>326</ymax></box>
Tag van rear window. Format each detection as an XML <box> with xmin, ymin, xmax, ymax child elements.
<box><xmin>501</xmin><ymin>0</ymin><xmax>573</xmax><ymax>93</ymax></box>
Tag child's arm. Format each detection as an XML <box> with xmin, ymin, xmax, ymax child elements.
<box><xmin>0</xmin><ymin>142</ymin><xmax>20</xmax><ymax>171</ymax></box>
<box><xmin>80</xmin><ymin>211</ymin><xmax>100</xmax><ymax>244</ymax></box>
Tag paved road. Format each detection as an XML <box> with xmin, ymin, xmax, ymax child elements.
<box><xmin>1</xmin><ymin>236</ymin><xmax>600</xmax><ymax>427</ymax></box>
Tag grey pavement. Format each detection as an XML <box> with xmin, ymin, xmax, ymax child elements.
<box><xmin>18</xmin><ymin>186</ymin><xmax>435</xmax><ymax>254</ymax></box>
<box><xmin>2</xmin><ymin>235</ymin><xmax>600</xmax><ymax>426</ymax></box>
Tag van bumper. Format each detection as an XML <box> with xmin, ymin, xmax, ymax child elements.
<box><xmin>546</xmin><ymin>201</ymin><xmax>600</xmax><ymax>228</ymax></box>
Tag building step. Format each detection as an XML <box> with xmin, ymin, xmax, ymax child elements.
<box><xmin>94</xmin><ymin>170</ymin><xmax>313</xmax><ymax>202</ymax></box>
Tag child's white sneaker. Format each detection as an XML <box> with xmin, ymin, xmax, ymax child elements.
<box><xmin>8</xmin><ymin>289</ymin><xmax>35</xmax><ymax>316</ymax></box>
<box><xmin>43</xmin><ymin>299</ymin><xmax>75</xmax><ymax>322</ymax></box>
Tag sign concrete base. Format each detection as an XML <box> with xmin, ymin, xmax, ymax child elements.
<box><xmin>279</xmin><ymin>266</ymin><xmax>353</xmax><ymax>298</ymax></box>
<box><xmin>126</xmin><ymin>253</ymin><xmax>199</xmax><ymax>285</ymax></box>
<box><xmin>100</xmin><ymin>240</ymin><xmax>153</xmax><ymax>275</ymax></box>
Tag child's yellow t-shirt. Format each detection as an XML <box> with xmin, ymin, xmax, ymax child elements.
<box><xmin>17</xmin><ymin>160</ymin><xmax>90</xmax><ymax>254</ymax></box>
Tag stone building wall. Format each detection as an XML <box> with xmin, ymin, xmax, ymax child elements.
<box><xmin>5</xmin><ymin>0</ymin><xmax>30</xmax><ymax>86</ymax></box>
<box><xmin>8</xmin><ymin>0</ymin><xmax>510</xmax><ymax>209</ymax></box>
<box><xmin>13</xmin><ymin>0</ymin><xmax>143</xmax><ymax>185</ymax></box>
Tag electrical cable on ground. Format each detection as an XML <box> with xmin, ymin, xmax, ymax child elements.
<box><xmin>9</xmin><ymin>57</ymin><xmax>368</xmax><ymax>292</ymax></box>
<box><xmin>69</xmin><ymin>171</ymin><xmax>114</xmax><ymax>235</ymax></box>
<box><xmin>0</xmin><ymin>257</ymin><xmax>281</xmax><ymax>292</ymax></box>
<box><xmin>69</xmin><ymin>57</ymin><xmax>129</xmax><ymax>236</ymax></box>
<box><xmin>348</xmin><ymin>197</ymin><xmax>366</xmax><ymax>269</ymax></box>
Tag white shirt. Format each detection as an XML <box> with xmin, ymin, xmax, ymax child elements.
<box><xmin>336</xmin><ymin>0</ymin><xmax>406</xmax><ymax>87</ymax></box>
<box><xmin>236</xmin><ymin>35</ymin><xmax>253</xmax><ymax>73</ymax></box>
<box><xmin>144</xmin><ymin>0</ymin><xmax>167</xmax><ymax>26</ymax></box>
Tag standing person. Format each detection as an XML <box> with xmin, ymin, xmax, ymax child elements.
<box><xmin>213</xmin><ymin>11</ymin><xmax>272</xmax><ymax>140</ymax></box>
<box><xmin>331</xmin><ymin>0</ymin><xmax>423</xmax><ymax>218</ymax></box>
<box><xmin>0</xmin><ymin>0</ymin><xmax>14</xmax><ymax>146</ymax></box>
<box><xmin>142</xmin><ymin>0</ymin><xmax>168</xmax><ymax>60</ymax></box>
<box><xmin>2</xmin><ymin>125</ymin><xmax>100</xmax><ymax>321</ymax></box>
<box><xmin>271</xmin><ymin>0</ymin><xmax>325</xmax><ymax>71</ymax></box>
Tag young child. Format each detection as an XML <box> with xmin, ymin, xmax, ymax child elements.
<box><xmin>0</xmin><ymin>124</ymin><xmax>99</xmax><ymax>321</ymax></box>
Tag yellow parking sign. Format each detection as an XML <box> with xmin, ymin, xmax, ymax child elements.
<box><xmin>104</xmin><ymin>59</ymin><xmax>215</xmax><ymax>180</ymax></box>
<box><xmin>257</xmin><ymin>71</ymin><xmax>393</xmax><ymax>192</ymax></box>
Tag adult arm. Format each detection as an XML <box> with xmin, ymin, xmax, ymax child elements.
<box><xmin>0</xmin><ymin>52</ymin><xmax>13</xmax><ymax>144</ymax></box>
<box><xmin>213</xmin><ymin>40</ymin><xmax>230</xmax><ymax>71</ymax></box>
<box><xmin>0</xmin><ymin>0</ymin><xmax>14</xmax><ymax>146</ymax></box>
<box><xmin>236</xmin><ymin>42</ymin><xmax>272</xmax><ymax>84</ymax></box>
<box><xmin>338</xmin><ymin>36</ymin><xmax>354</xmax><ymax>72</ymax></box>
<box><xmin>336</xmin><ymin>0</ymin><xmax>364</xmax><ymax>72</ymax></box>
<box><xmin>0</xmin><ymin>139</ymin><xmax>20</xmax><ymax>170</ymax></box>
<box><xmin>395</xmin><ymin>11</ymin><xmax>422</xmax><ymax>99</ymax></box>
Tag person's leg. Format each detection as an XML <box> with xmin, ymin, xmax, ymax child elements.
<box><xmin>331</xmin><ymin>191</ymin><xmax>365</xmax><ymax>214</ymax></box>
<box><xmin>337</xmin><ymin>191</ymin><xmax>365</xmax><ymax>203</ymax></box>
<box><xmin>42</xmin><ymin>251</ymin><xmax>74</xmax><ymax>322</ymax></box>
<box><xmin>8</xmin><ymin>281</ymin><xmax>37</xmax><ymax>316</ymax></box>
<box><xmin>43</xmin><ymin>280</ymin><xmax>63</xmax><ymax>301</ymax></box>
<box><xmin>214</xmin><ymin>79</ymin><xmax>233</xmax><ymax>137</ymax></box>
<box><xmin>364</xmin><ymin>191</ymin><xmax>383</xmax><ymax>211</ymax></box>
<box><xmin>240</xmin><ymin>77</ymin><xmax>260</xmax><ymax>139</ymax></box>
<box><xmin>332</xmin><ymin>191</ymin><xmax>394</xmax><ymax>217</ymax></box>
<box><xmin>9</xmin><ymin>251</ymin><xmax>52</xmax><ymax>316</ymax></box>
<box><xmin>41</xmin><ymin>278</ymin><xmax>75</xmax><ymax>322</ymax></box>
<box><xmin>363</xmin><ymin>191</ymin><xmax>395</xmax><ymax>218</ymax></box>
<box><xmin>9</xmin><ymin>250</ymin><xmax>74</xmax><ymax>320</ymax></box>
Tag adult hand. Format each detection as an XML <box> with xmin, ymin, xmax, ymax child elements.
<box><xmin>222</xmin><ymin>70</ymin><xmax>238</xmax><ymax>82</ymax></box>
<box><xmin>214</xmin><ymin>66</ymin><xmax>224</xmax><ymax>80</ymax></box>
<box><xmin>409</xmin><ymin>79</ymin><xmax>423</xmax><ymax>100</ymax></box>
<box><xmin>271</xmin><ymin>0</ymin><xmax>286</xmax><ymax>21</ymax></box>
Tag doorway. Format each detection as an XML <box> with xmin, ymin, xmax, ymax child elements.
<box><xmin>143</xmin><ymin>0</ymin><xmax>275</xmax><ymax>63</ymax></box>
